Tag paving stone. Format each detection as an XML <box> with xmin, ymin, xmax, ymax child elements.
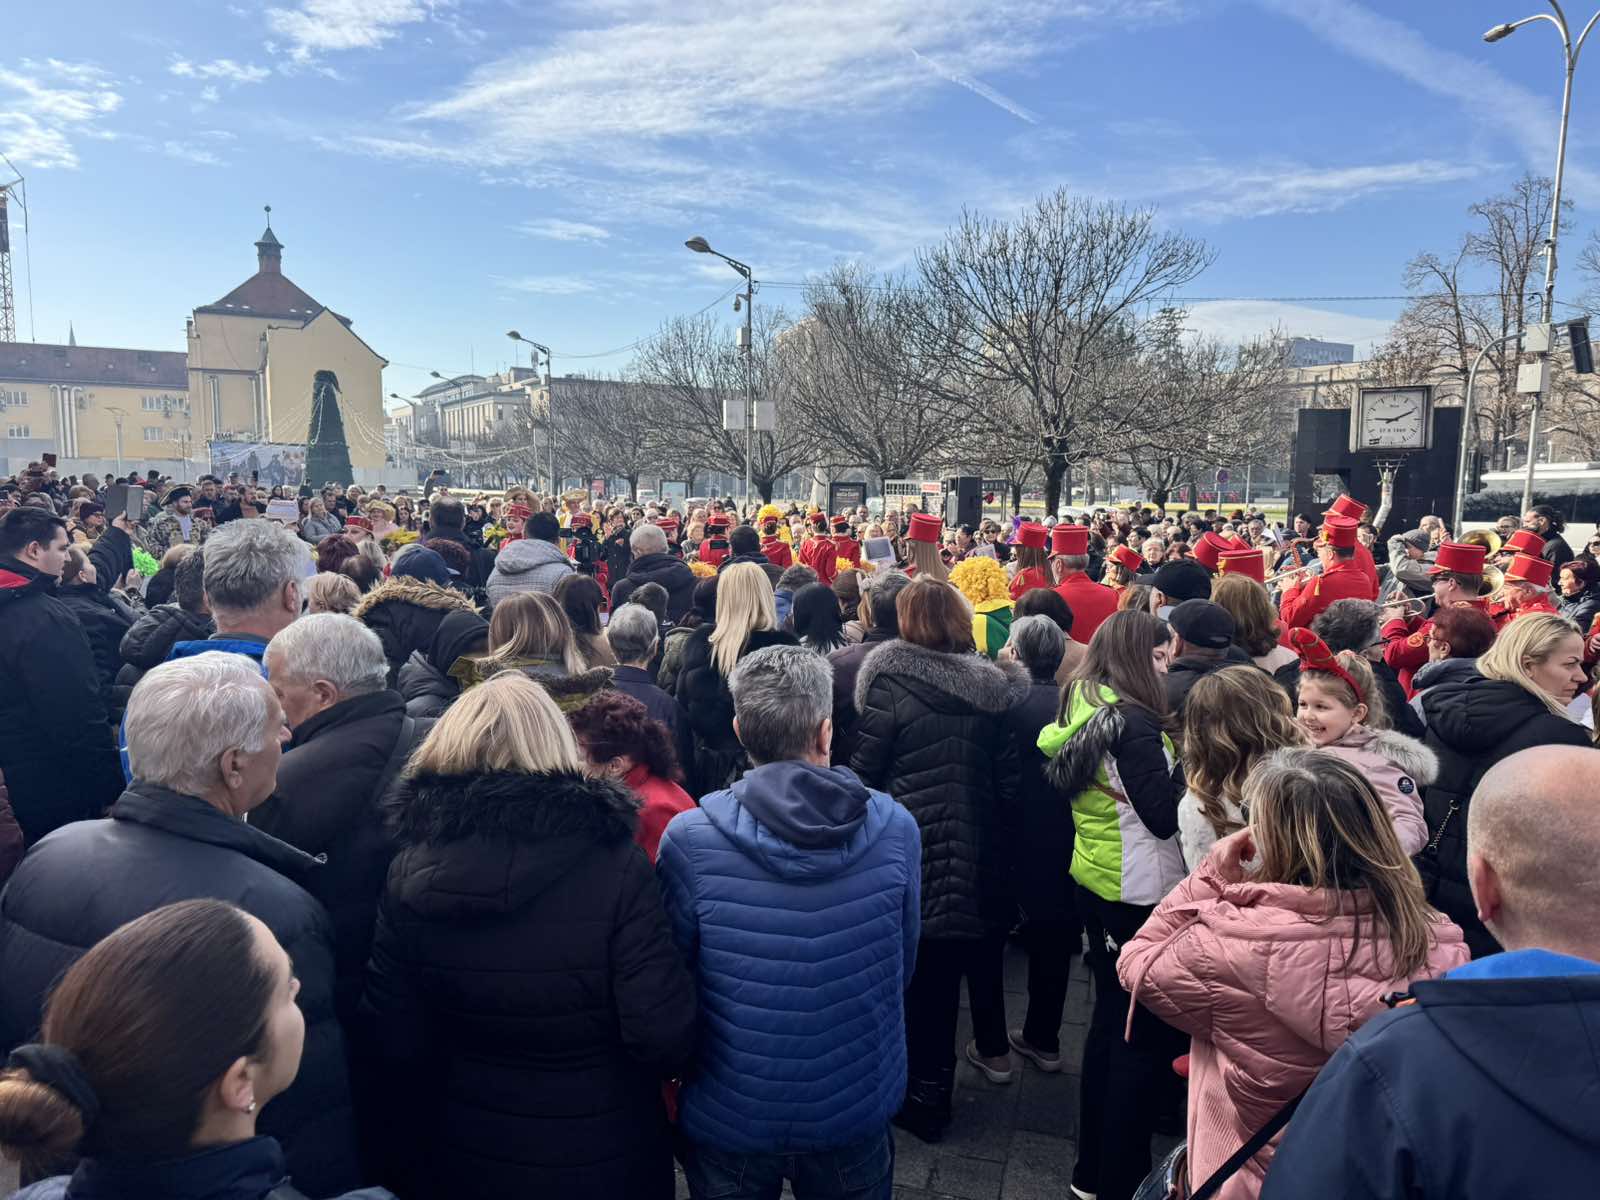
<box><xmin>928</xmin><ymin>1153</ymin><xmax>1006</xmax><ymax>1200</ymax></box>
<box><xmin>999</xmin><ymin>1131</ymin><xmax>1078</xmax><ymax>1200</ymax></box>
<box><xmin>892</xmin><ymin>1126</ymin><xmax>938</xmax><ymax>1190</ymax></box>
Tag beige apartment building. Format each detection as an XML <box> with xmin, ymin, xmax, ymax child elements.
<box><xmin>0</xmin><ymin>216</ymin><xmax>388</xmax><ymax>482</ymax></box>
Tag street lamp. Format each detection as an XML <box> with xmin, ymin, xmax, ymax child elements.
<box><xmin>506</xmin><ymin>330</ymin><xmax>555</xmax><ymax>493</ymax></box>
<box><xmin>685</xmin><ymin>235</ymin><xmax>756</xmax><ymax>513</ymax></box>
<box><xmin>1482</xmin><ymin>2</ymin><xmax>1600</xmax><ymax>512</ymax></box>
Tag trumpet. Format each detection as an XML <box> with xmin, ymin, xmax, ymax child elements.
<box><xmin>1264</xmin><ymin>562</ymin><xmax>1318</xmax><ymax>586</ymax></box>
<box><xmin>1383</xmin><ymin>594</ymin><xmax>1432</xmax><ymax>615</ymax></box>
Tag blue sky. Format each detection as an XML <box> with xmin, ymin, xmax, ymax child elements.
<box><xmin>4</xmin><ymin>0</ymin><xmax>1600</xmax><ymax>409</ymax></box>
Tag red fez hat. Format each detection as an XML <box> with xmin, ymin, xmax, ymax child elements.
<box><xmin>1324</xmin><ymin>494</ymin><xmax>1369</xmax><ymax>522</ymax></box>
<box><xmin>1502</xmin><ymin>529</ymin><xmax>1546</xmax><ymax>557</ymax></box>
<box><xmin>569</xmin><ymin>511</ymin><xmax>593</xmax><ymax>528</ymax></box>
<box><xmin>1429</xmin><ymin>541</ymin><xmax>1487</xmax><ymax>575</ymax></box>
<box><xmin>707</xmin><ymin>514</ymin><xmax>730</xmax><ymax>531</ymax></box>
<box><xmin>1016</xmin><ymin>522</ymin><xmax>1049</xmax><ymax>550</ymax></box>
<box><xmin>1505</xmin><ymin>552</ymin><xmax>1554</xmax><ymax>587</ymax></box>
<box><xmin>907</xmin><ymin>512</ymin><xmax>942</xmax><ymax>544</ymax></box>
<box><xmin>1319</xmin><ymin>515</ymin><xmax>1359</xmax><ymax>550</ymax></box>
<box><xmin>657</xmin><ymin>516</ymin><xmax>680</xmax><ymax>534</ymax></box>
<box><xmin>1216</xmin><ymin>547</ymin><xmax>1266</xmax><ymax>583</ymax></box>
<box><xmin>1106</xmin><ymin>545</ymin><xmax>1144</xmax><ymax>575</ymax></box>
<box><xmin>506</xmin><ymin>503</ymin><xmax>532</xmax><ymax>520</ymax></box>
<box><xmin>1051</xmin><ymin>523</ymin><xmax>1088</xmax><ymax>556</ymax></box>
<box><xmin>1193</xmin><ymin>531</ymin><xmax>1239</xmax><ymax>572</ymax></box>
<box><xmin>830</xmin><ymin>515</ymin><xmax>850</xmax><ymax>531</ymax></box>
<box><xmin>343</xmin><ymin>516</ymin><xmax>371</xmax><ymax>533</ymax></box>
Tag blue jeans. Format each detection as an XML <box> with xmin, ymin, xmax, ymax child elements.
<box><xmin>683</xmin><ymin>1129</ymin><xmax>895</xmax><ymax>1200</ymax></box>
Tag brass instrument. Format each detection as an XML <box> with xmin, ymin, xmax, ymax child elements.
<box><xmin>1385</xmin><ymin>595</ymin><xmax>1432</xmax><ymax>615</ymax></box>
<box><xmin>1481</xmin><ymin>563</ymin><xmax>1506</xmax><ymax>600</ymax></box>
<box><xmin>1459</xmin><ymin>528</ymin><xmax>1503</xmax><ymax>557</ymax></box>
<box><xmin>1264</xmin><ymin>561</ymin><xmax>1319</xmax><ymax>586</ymax></box>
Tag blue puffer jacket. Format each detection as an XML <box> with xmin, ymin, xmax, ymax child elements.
<box><xmin>657</xmin><ymin>760</ymin><xmax>921</xmax><ymax>1153</ymax></box>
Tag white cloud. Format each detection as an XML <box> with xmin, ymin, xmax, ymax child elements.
<box><xmin>1170</xmin><ymin>158</ymin><xmax>1490</xmax><ymax>220</ymax></box>
<box><xmin>910</xmin><ymin>48</ymin><xmax>1037</xmax><ymax>124</ymax></box>
<box><xmin>409</xmin><ymin>1</ymin><xmax>1166</xmax><ymax>153</ymax></box>
<box><xmin>163</xmin><ymin>139</ymin><xmax>224</xmax><ymax>166</ymax></box>
<box><xmin>492</xmin><ymin>274</ymin><xmax>600</xmax><ymax>295</ymax></box>
<box><xmin>0</xmin><ymin>58</ymin><xmax>122</xmax><ymax>169</ymax></box>
<box><xmin>198</xmin><ymin>85</ymin><xmax>221</xmax><ymax>105</ymax></box>
<box><xmin>169</xmin><ymin>57</ymin><xmax>272</xmax><ymax>84</ymax></box>
<box><xmin>1184</xmin><ymin>301</ymin><xmax>1395</xmax><ymax>355</ymax></box>
<box><xmin>515</xmin><ymin>218</ymin><xmax>611</xmax><ymax>242</ymax></box>
<box><xmin>267</xmin><ymin>0</ymin><xmax>437</xmax><ymax>63</ymax></box>
<box><xmin>1254</xmin><ymin>0</ymin><xmax>1600</xmax><ymax>201</ymax></box>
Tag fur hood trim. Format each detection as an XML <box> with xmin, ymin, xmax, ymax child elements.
<box><xmin>1044</xmin><ymin>703</ymin><xmax>1125</xmax><ymax>799</ymax></box>
<box><xmin>853</xmin><ymin>638</ymin><xmax>1027</xmax><ymax>716</ymax></box>
<box><xmin>1344</xmin><ymin>725</ymin><xmax>1440</xmax><ymax>785</ymax></box>
<box><xmin>353</xmin><ymin>575</ymin><xmax>478</xmax><ymax>621</ymax></box>
<box><xmin>390</xmin><ymin>768</ymin><xmax>638</xmax><ymax>847</ymax></box>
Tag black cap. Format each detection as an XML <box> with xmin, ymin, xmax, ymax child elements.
<box><xmin>1168</xmin><ymin>599</ymin><xmax>1235</xmax><ymax>650</ymax></box>
<box><xmin>1152</xmin><ymin>560</ymin><xmax>1211</xmax><ymax>604</ymax></box>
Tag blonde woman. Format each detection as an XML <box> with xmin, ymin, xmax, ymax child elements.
<box><xmin>306</xmin><ymin>571</ymin><xmax>362</xmax><ymax>615</ymax></box>
<box><xmin>364</xmin><ymin>671</ymin><xmax>696</xmax><ymax>1200</ymax></box>
<box><xmin>1179</xmin><ymin>666</ymin><xmax>1305</xmax><ymax>866</ymax></box>
<box><xmin>675</xmin><ymin>561</ymin><xmax>796</xmax><ymax>795</ymax></box>
<box><xmin>1120</xmin><ymin>750</ymin><xmax>1467</xmax><ymax>1200</ymax></box>
<box><xmin>456</xmin><ymin>591</ymin><xmax>613</xmax><ymax>712</ymax></box>
<box><xmin>1419</xmin><ymin>611</ymin><xmax>1591</xmax><ymax>957</ymax></box>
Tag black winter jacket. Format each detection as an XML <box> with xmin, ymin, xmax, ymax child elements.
<box><xmin>0</xmin><ymin>784</ymin><xmax>360</xmax><ymax>1194</ymax></box>
<box><xmin>611</xmin><ymin>551</ymin><xmax>697</xmax><ymax>622</ymax></box>
<box><xmin>675</xmin><ymin>625</ymin><xmax>798</xmax><ymax>797</ymax></box>
<box><xmin>354</xmin><ymin>577</ymin><xmax>480</xmax><ymax>688</ymax></box>
<box><xmin>360</xmin><ymin>770</ymin><xmax>696</xmax><ymax>1200</ymax></box>
<box><xmin>116</xmin><ymin>602</ymin><xmax>215</xmax><ymax>688</ymax></box>
<box><xmin>1419</xmin><ymin>674</ymin><xmax>1591</xmax><ymax>957</ymax></box>
<box><xmin>0</xmin><ymin>555</ymin><xmax>124</xmax><ymax>845</ymax></box>
<box><xmin>826</xmin><ymin>628</ymin><xmax>894</xmax><ymax>767</ymax></box>
<box><xmin>394</xmin><ymin>608</ymin><xmax>488</xmax><ymax>718</ymax></box>
<box><xmin>251</xmin><ymin>691</ymin><xmax>428</xmax><ymax>1019</ymax></box>
<box><xmin>1006</xmin><ymin>677</ymin><xmax>1076</xmax><ymax>924</ymax></box>
<box><xmin>612</xmin><ymin>664</ymin><xmax>678</xmax><ymax>734</ymax></box>
<box><xmin>851</xmin><ymin>640</ymin><xmax>1024</xmax><ymax>939</ymax></box>
<box><xmin>1163</xmin><ymin>645</ymin><xmax>1253</xmax><ymax>720</ymax></box>
<box><xmin>56</xmin><ymin>583</ymin><xmax>136</xmax><ymax>721</ymax></box>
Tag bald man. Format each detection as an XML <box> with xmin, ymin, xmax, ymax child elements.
<box><xmin>1263</xmin><ymin>744</ymin><xmax>1600</xmax><ymax>1200</ymax></box>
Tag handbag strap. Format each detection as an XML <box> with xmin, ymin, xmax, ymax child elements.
<box><xmin>1188</xmin><ymin>1090</ymin><xmax>1307</xmax><ymax>1200</ymax></box>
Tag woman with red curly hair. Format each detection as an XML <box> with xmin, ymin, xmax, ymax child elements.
<box><xmin>569</xmin><ymin>692</ymin><xmax>694</xmax><ymax>862</ymax></box>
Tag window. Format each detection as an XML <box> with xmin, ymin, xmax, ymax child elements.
<box><xmin>6</xmin><ymin>424</ymin><xmax>29</xmax><ymax>438</ymax></box>
<box><xmin>0</xmin><ymin>388</ymin><xmax>27</xmax><ymax>407</ymax></box>
<box><xmin>143</xmin><ymin>426</ymin><xmax>163</xmax><ymax>442</ymax></box>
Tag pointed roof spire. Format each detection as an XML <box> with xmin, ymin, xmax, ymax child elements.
<box><xmin>256</xmin><ymin>205</ymin><xmax>283</xmax><ymax>274</ymax></box>
<box><xmin>68</xmin><ymin>322</ymin><xmax>77</xmax><ymax>348</ymax></box>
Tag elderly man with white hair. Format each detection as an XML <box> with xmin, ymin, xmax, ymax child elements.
<box><xmin>1263</xmin><ymin>744</ymin><xmax>1600</xmax><ymax>1200</ymax></box>
<box><xmin>605</xmin><ymin>602</ymin><xmax>678</xmax><ymax>733</ymax></box>
<box><xmin>254</xmin><ymin>614</ymin><xmax>429</xmax><ymax>1018</ymax></box>
<box><xmin>610</xmin><ymin>520</ymin><xmax>697</xmax><ymax>621</ymax></box>
<box><xmin>0</xmin><ymin>652</ymin><xmax>362</xmax><ymax>1194</ymax></box>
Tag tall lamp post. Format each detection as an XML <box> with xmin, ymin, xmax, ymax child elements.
<box><xmin>1483</xmin><ymin>3</ymin><xmax>1600</xmax><ymax>512</ymax></box>
<box><xmin>105</xmin><ymin>406</ymin><xmax>126</xmax><ymax>477</ymax></box>
<box><xmin>507</xmin><ymin>331</ymin><xmax>554</xmax><ymax>493</ymax></box>
<box><xmin>685</xmin><ymin>236</ymin><xmax>756</xmax><ymax>514</ymax></box>
<box><xmin>1451</xmin><ymin>333</ymin><xmax>1521</xmax><ymax>534</ymax></box>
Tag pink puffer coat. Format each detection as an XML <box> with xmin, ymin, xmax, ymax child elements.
<box><xmin>1117</xmin><ymin>855</ymin><xmax>1468</xmax><ymax>1200</ymax></box>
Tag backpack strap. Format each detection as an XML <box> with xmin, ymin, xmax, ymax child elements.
<box><xmin>371</xmin><ymin>714</ymin><xmax>418</xmax><ymax>807</ymax></box>
<box><xmin>1188</xmin><ymin>1090</ymin><xmax>1307</xmax><ymax>1200</ymax></box>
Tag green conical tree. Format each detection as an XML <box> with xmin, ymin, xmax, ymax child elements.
<box><xmin>304</xmin><ymin>370</ymin><xmax>354</xmax><ymax>488</ymax></box>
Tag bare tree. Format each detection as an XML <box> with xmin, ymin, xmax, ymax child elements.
<box><xmin>779</xmin><ymin>265</ymin><xmax>958</xmax><ymax>482</ymax></box>
<box><xmin>1391</xmin><ymin>174</ymin><xmax>1566</xmax><ymax>469</ymax></box>
<box><xmin>1105</xmin><ymin>309</ymin><xmax>1290</xmax><ymax>509</ymax></box>
<box><xmin>906</xmin><ymin>188</ymin><xmax>1214</xmax><ymax>513</ymax></box>
<box><xmin>633</xmin><ymin>309</ymin><xmax>815</xmax><ymax>502</ymax></box>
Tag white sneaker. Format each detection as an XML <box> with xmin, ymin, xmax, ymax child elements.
<box><xmin>964</xmin><ymin>1039</ymin><xmax>1015</xmax><ymax>1084</ymax></box>
<box><xmin>1007</xmin><ymin>1028</ymin><xmax>1064</xmax><ymax>1073</ymax></box>
<box><xmin>1069</xmin><ymin>1187</ymin><xmax>1097</xmax><ymax>1200</ymax></box>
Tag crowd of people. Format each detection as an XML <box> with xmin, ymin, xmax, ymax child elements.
<box><xmin>0</xmin><ymin>456</ymin><xmax>1597</xmax><ymax>1200</ymax></box>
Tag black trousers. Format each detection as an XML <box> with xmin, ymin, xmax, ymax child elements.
<box><xmin>1073</xmin><ymin>885</ymin><xmax>1188</xmax><ymax>1200</ymax></box>
<box><xmin>904</xmin><ymin>935</ymin><xmax>1009</xmax><ymax>1080</ymax></box>
<box><xmin>1020</xmin><ymin>918</ymin><xmax>1080</xmax><ymax>1055</ymax></box>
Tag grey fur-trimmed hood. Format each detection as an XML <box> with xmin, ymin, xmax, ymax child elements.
<box><xmin>853</xmin><ymin>638</ymin><xmax>1027</xmax><ymax>716</ymax></box>
<box><xmin>1043</xmin><ymin>703</ymin><xmax>1126</xmax><ymax>799</ymax></box>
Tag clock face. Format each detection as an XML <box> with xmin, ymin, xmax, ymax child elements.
<box><xmin>1359</xmin><ymin>389</ymin><xmax>1427</xmax><ymax>449</ymax></box>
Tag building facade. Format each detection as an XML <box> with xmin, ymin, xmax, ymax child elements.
<box><xmin>0</xmin><ymin>216</ymin><xmax>390</xmax><ymax>483</ymax></box>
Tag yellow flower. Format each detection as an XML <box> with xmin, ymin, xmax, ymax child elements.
<box><xmin>950</xmin><ymin>555</ymin><xmax>1009</xmax><ymax>605</ymax></box>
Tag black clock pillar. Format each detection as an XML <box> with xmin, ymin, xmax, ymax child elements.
<box><xmin>1291</xmin><ymin>407</ymin><xmax>1465</xmax><ymax>530</ymax></box>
